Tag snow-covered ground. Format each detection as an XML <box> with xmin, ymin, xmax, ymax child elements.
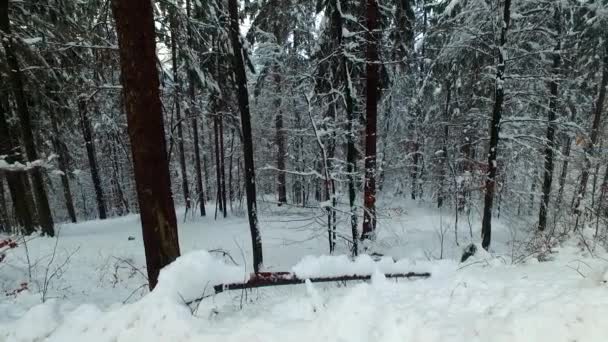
<box><xmin>1</xmin><ymin>200</ymin><xmax>607</xmax><ymax>342</ymax></box>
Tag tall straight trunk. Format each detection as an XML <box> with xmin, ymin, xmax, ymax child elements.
<box><xmin>0</xmin><ymin>94</ymin><xmax>34</xmax><ymax>234</ymax></box>
<box><xmin>111</xmin><ymin>0</ymin><xmax>181</xmax><ymax>290</ymax></box>
<box><xmin>228</xmin><ymin>0</ymin><xmax>263</xmax><ymax>273</ymax></box>
<box><xmin>538</xmin><ymin>7</ymin><xmax>561</xmax><ymax>232</ymax></box>
<box><xmin>438</xmin><ymin>80</ymin><xmax>452</xmax><ymax>208</ymax></box>
<box><xmin>361</xmin><ymin>0</ymin><xmax>380</xmax><ymax>240</ymax></box>
<box><xmin>0</xmin><ymin>175</ymin><xmax>6</xmax><ymax>232</ymax></box>
<box><xmin>170</xmin><ymin>12</ymin><xmax>191</xmax><ymax>211</ymax></box>
<box><xmin>79</xmin><ymin>100</ymin><xmax>107</xmax><ymax>219</ymax></box>
<box><xmin>201</xmin><ymin>117</ymin><xmax>212</xmax><ymax>202</ymax></box>
<box><xmin>0</xmin><ymin>0</ymin><xmax>54</xmax><ymax>236</ymax></box>
<box><xmin>228</xmin><ymin>130</ymin><xmax>235</xmax><ymax>211</ymax></box>
<box><xmin>411</xmin><ymin>141</ymin><xmax>420</xmax><ymax>200</ymax></box>
<box><xmin>572</xmin><ymin>44</ymin><xmax>608</xmax><ymax>218</ymax></box>
<box><xmin>219</xmin><ymin>114</ymin><xmax>227</xmax><ymax>218</ymax></box>
<box><xmin>274</xmin><ymin>75</ymin><xmax>287</xmax><ymax>205</ymax></box>
<box><xmin>213</xmin><ymin>114</ymin><xmax>224</xmax><ymax>214</ymax></box>
<box><xmin>481</xmin><ymin>0</ymin><xmax>511</xmax><ymax>250</ymax></box>
<box><xmin>186</xmin><ymin>0</ymin><xmax>205</xmax><ymax>217</ymax></box>
<box><xmin>329</xmin><ymin>0</ymin><xmax>356</xmax><ymax>252</ymax></box>
<box><xmin>50</xmin><ymin>113</ymin><xmax>77</xmax><ymax>223</ymax></box>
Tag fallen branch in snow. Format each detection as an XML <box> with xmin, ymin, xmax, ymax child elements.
<box><xmin>213</xmin><ymin>271</ymin><xmax>431</xmax><ymax>293</ymax></box>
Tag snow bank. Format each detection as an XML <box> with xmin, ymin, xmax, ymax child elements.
<box><xmin>153</xmin><ymin>250</ymin><xmax>245</xmax><ymax>302</ymax></box>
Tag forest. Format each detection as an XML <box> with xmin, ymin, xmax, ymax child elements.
<box><xmin>1</xmin><ymin>0</ymin><xmax>608</xmax><ymax>341</ymax></box>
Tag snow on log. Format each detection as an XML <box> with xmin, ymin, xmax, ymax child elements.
<box><xmin>213</xmin><ymin>271</ymin><xmax>430</xmax><ymax>293</ymax></box>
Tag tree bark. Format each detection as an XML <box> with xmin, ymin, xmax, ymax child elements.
<box><xmin>228</xmin><ymin>0</ymin><xmax>263</xmax><ymax>273</ymax></box>
<box><xmin>79</xmin><ymin>99</ymin><xmax>107</xmax><ymax>219</ymax></box>
<box><xmin>438</xmin><ymin>80</ymin><xmax>452</xmax><ymax>208</ymax></box>
<box><xmin>219</xmin><ymin>114</ymin><xmax>227</xmax><ymax>218</ymax></box>
<box><xmin>274</xmin><ymin>75</ymin><xmax>287</xmax><ymax>206</ymax></box>
<box><xmin>170</xmin><ymin>11</ymin><xmax>191</xmax><ymax>212</ymax></box>
<box><xmin>111</xmin><ymin>0</ymin><xmax>181</xmax><ymax>290</ymax></box>
<box><xmin>50</xmin><ymin>113</ymin><xmax>77</xmax><ymax>223</ymax></box>
<box><xmin>213</xmin><ymin>114</ymin><xmax>224</xmax><ymax>215</ymax></box>
<box><xmin>538</xmin><ymin>7</ymin><xmax>561</xmax><ymax>232</ymax></box>
<box><xmin>0</xmin><ymin>93</ymin><xmax>34</xmax><ymax>234</ymax></box>
<box><xmin>361</xmin><ymin>0</ymin><xmax>380</xmax><ymax>241</ymax></box>
<box><xmin>481</xmin><ymin>0</ymin><xmax>511</xmax><ymax>250</ymax></box>
<box><xmin>0</xmin><ymin>0</ymin><xmax>54</xmax><ymax>236</ymax></box>
<box><xmin>186</xmin><ymin>0</ymin><xmax>205</xmax><ymax>217</ymax></box>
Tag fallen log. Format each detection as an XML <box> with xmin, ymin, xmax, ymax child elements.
<box><xmin>214</xmin><ymin>271</ymin><xmax>431</xmax><ymax>293</ymax></box>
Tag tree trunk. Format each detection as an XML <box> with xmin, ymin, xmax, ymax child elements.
<box><xmin>481</xmin><ymin>0</ymin><xmax>511</xmax><ymax>250</ymax></box>
<box><xmin>213</xmin><ymin>114</ymin><xmax>224</xmax><ymax>215</ymax></box>
<box><xmin>170</xmin><ymin>12</ymin><xmax>191</xmax><ymax>212</ymax></box>
<box><xmin>438</xmin><ymin>80</ymin><xmax>452</xmax><ymax>208</ymax></box>
<box><xmin>538</xmin><ymin>7</ymin><xmax>561</xmax><ymax>232</ymax></box>
<box><xmin>79</xmin><ymin>100</ymin><xmax>107</xmax><ymax>219</ymax></box>
<box><xmin>361</xmin><ymin>0</ymin><xmax>380</xmax><ymax>241</ymax></box>
<box><xmin>50</xmin><ymin>114</ymin><xmax>77</xmax><ymax>223</ymax></box>
<box><xmin>572</xmin><ymin>44</ymin><xmax>607</xmax><ymax>219</ymax></box>
<box><xmin>111</xmin><ymin>0</ymin><xmax>181</xmax><ymax>290</ymax></box>
<box><xmin>228</xmin><ymin>0</ymin><xmax>264</xmax><ymax>273</ymax></box>
<box><xmin>411</xmin><ymin>141</ymin><xmax>419</xmax><ymax>200</ymax></box>
<box><xmin>0</xmin><ymin>0</ymin><xmax>54</xmax><ymax>236</ymax></box>
<box><xmin>0</xmin><ymin>93</ymin><xmax>34</xmax><ymax>234</ymax></box>
<box><xmin>0</xmin><ymin>175</ymin><xmax>7</xmax><ymax>232</ymax></box>
<box><xmin>187</xmin><ymin>0</ymin><xmax>205</xmax><ymax>217</ymax></box>
<box><xmin>228</xmin><ymin>130</ymin><xmax>235</xmax><ymax>211</ymax></box>
<box><xmin>219</xmin><ymin>114</ymin><xmax>227</xmax><ymax>218</ymax></box>
<box><xmin>274</xmin><ymin>75</ymin><xmax>287</xmax><ymax>206</ymax></box>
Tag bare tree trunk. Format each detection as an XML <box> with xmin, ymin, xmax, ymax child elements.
<box><xmin>0</xmin><ymin>175</ymin><xmax>7</xmax><ymax>232</ymax></box>
<box><xmin>111</xmin><ymin>0</ymin><xmax>181</xmax><ymax>290</ymax></box>
<box><xmin>170</xmin><ymin>12</ymin><xmax>191</xmax><ymax>212</ymax></box>
<box><xmin>538</xmin><ymin>7</ymin><xmax>561</xmax><ymax>232</ymax></box>
<box><xmin>213</xmin><ymin>114</ymin><xmax>224</xmax><ymax>215</ymax></box>
<box><xmin>361</xmin><ymin>0</ymin><xmax>380</xmax><ymax>241</ymax></box>
<box><xmin>481</xmin><ymin>0</ymin><xmax>511</xmax><ymax>250</ymax></box>
<box><xmin>411</xmin><ymin>141</ymin><xmax>419</xmax><ymax>200</ymax></box>
<box><xmin>79</xmin><ymin>100</ymin><xmax>107</xmax><ymax>219</ymax></box>
<box><xmin>185</xmin><ymin>0</ymin><xmax>205</xmax><ymax>217</ymax></box>
<box><xmin>228</xmin><ymin>0</ymin><xmax>263</xmax><ymax>273</ymax></box>
<box><xmin>1</xmin><ymin>0</ymin><xmax>54</xmax><ymax>236</ymax></box>
<box><xmin>219</xmin><ymin>114</ymin><xmax>227</xmax><ymax>218</ymax></box>
<box><xmin>0</xmin><ymin>94</ymin><xmax>34</xmax><ymax>234</ymax></box>
<box><xmin>50</xmin><ymin>113</ymin><xmax>77</xmax><ymax>223</ymax></box>
<box><xmin>274</xmin><ymin>75</ymin><xmax>287</xmax><ymax>206</ymax></box>
<box><xmin>228</xmin><ymin>130</ymin><xmax>235</xmax><ymax>211</ymax></box>
<box><xmin>438</xmin><ymin>79</ymin><xmax>452</xmax><ymax>208</ymax></box>
<box><xmin>572</xmin><ymin>44</ymin><xmax>607</xmax><ymax>219</ymax></box>
<box><xmin>329</xmin><ymin>0</ymin><xmax>358</xmax><ymax>253</ymax></box>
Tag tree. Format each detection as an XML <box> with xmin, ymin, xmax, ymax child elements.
<box><xmin>0</xmin><ymin>0</ymin><xmax>54</xmax><ymax>236</ymax></box>
<box><xmin>361</xmin><ymin>0</ymin><xmax>380</xmax><ymax>241</ymax></box>
<box><xmin>169</xmin><ymin>4</ymin><xmax>192</xmax><ymax>212</ymax></box>
<box><xmin>228</xmin><ymin>0</ymin><xmax>263</xmax><ymax>273</ymax></box>
<box><xmin>538</xmin><ymin>6</ymin><xmax>562</xmax><ymax>232</ymax></box>
<box><xmin>0</xmin><ymin>92</ymin><xmax>34</xmax><ymax>234</ymax></box>
<box><xmin>111</xmin><ymin>0</ymin><xmax>181</xmax><ymax>289</ymax></box>
<box><xmin>78</xmin><ymin>99</ymin><xmax>108</xmax><ymax>219</ymax></box>
<box><xmin>480</xmin><ymin>0</ymin><xmax>512</xmax><ymax>251</ymax></box>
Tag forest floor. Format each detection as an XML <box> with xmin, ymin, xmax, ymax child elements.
<box><xmin>1</xmin><ymin>199</ymin><xmax>608</xmax><ymax>341</ymax></box>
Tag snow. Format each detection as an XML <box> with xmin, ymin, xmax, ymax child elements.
<box><xmin>1</xmin><ymin>201</ymin><xmax>608</xmax><ymax>341</ymax></box>
<box><xmin>152</xmin><ymin>250</ymin><xmax>245</xmax><ymax>302</ymax></box>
